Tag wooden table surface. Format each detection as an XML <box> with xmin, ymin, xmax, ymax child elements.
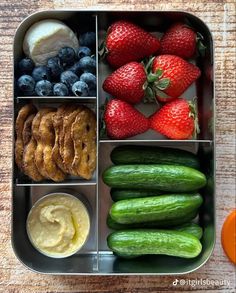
<box><xmin>0</xmin><ymin>0</ymin><xmax>235</xmax><ymax>292</ymax></box>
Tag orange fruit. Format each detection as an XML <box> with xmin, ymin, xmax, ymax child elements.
<box><xmin>221</xmin><ymin>210</ymin><xmax>236</xmax><ymax>265</ymax></box>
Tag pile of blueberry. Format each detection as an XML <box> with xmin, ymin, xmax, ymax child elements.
<box><xmin>16</xmin><ymin>32</ymin><xmax>96</xmax><ymax>97</ymax></box>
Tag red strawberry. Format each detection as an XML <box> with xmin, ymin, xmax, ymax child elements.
<box><xmin>151</xmin><ymin>55</ymin><xmax>201</xmax><ymax>102</ymax></box>
<box><xmin>104</xmin><ymin>99</ymin><xmax>149</xmax><ymax>139</ymax></box>
<box><xmin>103</xmin><ymin>62</ymin><xmax>147</xmax><ymax>104</ymax></box>
<box><xmin>104</xmin><ymin>20</ymin><xmax>160</xmax><ymax>68</ymax></box>
<box><xmin>160</xmin><ymin>23</ymin><xmax>197</xmax><ymax>59</ymax></box>
<box><xmin>150</xmin><ymin>98</ymin><xmax>198</xmax><ymax>140</ymax></box>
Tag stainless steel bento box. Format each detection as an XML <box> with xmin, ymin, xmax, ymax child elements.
<box><xmin>12</xmin><ymin>10</ymin><xmax>215</xmax><ymax>275</ymax></box>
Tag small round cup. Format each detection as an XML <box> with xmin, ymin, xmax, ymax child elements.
<box><xmin>26</xmin><ymin>191</ymin><xmax>91</xmax><ymax>258</ymax></box>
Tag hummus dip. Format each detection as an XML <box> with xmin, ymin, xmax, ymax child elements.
<box><xmin>27</xmin><ymin>193</ymin><xmax>90</xmax><ymax>258</ymax></box>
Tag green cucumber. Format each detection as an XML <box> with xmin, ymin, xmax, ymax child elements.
<box><xmin>107</xmin><ymin>210</ymin><xmax>199</xmax><ymax>230</ymax></box>
<box><xmin>111</xmin><ymin>145</ymin><xmax>200</xmax><ymax>169</ymax></box>
<box><xmin>110</xmin><ymin>188</ymin><xmax>163</xmax><ymax>201</ymax></box>
<box><xmin>107</xmin><ymin>215</ymin><xmax>202</xmax><ymax>239</ymax></box>
<box><xmin>107</xmin><ymin>229</ymin><xmax>202</xmax><ymax>258</ymax></box>
<box><xmin>103</xmin><ymin>164</ymin><xmax>206</xmax><ymax>192</ymax></box>
<box><xmin>174</xmin><ymin>222</ymin><xmax>203</xmax><ymax>239</ymax></box>
<box><xmin>109</xmin><ymin>194</ymin><xmax>203</xmax><ymax>224</ymax></box>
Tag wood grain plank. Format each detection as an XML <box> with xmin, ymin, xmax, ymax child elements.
<box><xmin>0</xmin><ymin>0</ymin><xmax>235</xmax><ymax>292</ymax></box>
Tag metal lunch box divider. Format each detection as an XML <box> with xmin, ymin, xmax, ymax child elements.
<box><xmin>12</xmin><ymin>10</ymin><xmax>215</xmax><ymax>275</ymax></box>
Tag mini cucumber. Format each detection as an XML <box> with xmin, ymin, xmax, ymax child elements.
<box><xmin>110</xmin><ymin>189</ymin><xmax>163</xmax><ymax>201</ymax></box>
<box><xmin>107</xmin><ymin>215</ymin><xmax>202</xmax><ymax>239</ymax></box>
<box><xmin>109</xmin><ymin>194</ymin><xmax>203</xmax><ymax>224</ymax></box>
<box><xmin>107</xmin><ymin>211</ymin><xmax>199</xmax><ymax>230</ymax></box>
<box><xmin>174</xmin><ymin>222</ymin><xmax>203</xmax><ymax>239</ymax></box>
<box><xmin>107</xmin><ymin>229</ymin><xmax>202</xmax><ymax>258</ymax></box>
<box><xmin>111</xmin><ymin>145</ymin><xmax>200</xmax><ymax>169</ymax></box>
<box><xmin>103</xmin><ymin>165</ymin><xmax>206</xmax><ymax>192</ymax></box>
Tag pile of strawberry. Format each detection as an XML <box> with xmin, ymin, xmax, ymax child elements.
<box><xmin>101</xmin><ymin>20</ymin><xmax>204</xmax><ymax>140</ymax></box>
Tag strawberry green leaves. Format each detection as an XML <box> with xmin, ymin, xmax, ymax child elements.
<box><xmin>146</xmin><ymin>65</ymin><xmax>170</xmax><ymax>92</ymax></box>
<box><xmin>98</xmin><ymin>40</ymin><xmax>109</xmax><ymax>60</ymax></box>
<box><xmin>188</xmin><ymin>98</ymin><xmax>200</xmax><ymax>139</ymax></box>
<box><xmin>155</xmin><ymin>78</ymin><xmax>170</xmax><ymax>90</ymax></box>
<box><xmin>99</xmin><ymin>97</ymin><xmax>109</xmax><ymax>138</ymax></box>
<box><xmin>147</xmin><ymin>68</ymin><xmax>163</xmax><ymax>83</ymax></box>
<box><xmin>143</xmin><ymin>57</ymin><xmax>172</xmax><ymax>103</ymax></box>
<box><xmin>196</xmin><ymin>32</ymin><xmax>206</xmax><ymax>57</ymax></box>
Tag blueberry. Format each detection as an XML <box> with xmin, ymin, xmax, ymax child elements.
<box><xmin>79</xmin><ymin>32</ymin><xmax>96</xmax><ymax>48</ymax></box>
<box><xmin>58</xmin><ymin>47</ymin><xmax>76</xmax><ymax>65</ymax></box>
<box><xmin>88</xmin><ymin>88</ymin><xmax>97</xmax><ymax>97</ymax></box>
<box><xmin>72</xmin><ymin>81</ymin><xmax>89</xmax><ymax>97</ymax></box>
<box><xmin>47</xmin><ymin>57</ymin><xmax>63</xmax><ymax>78</ymax></box>
<box><xmin>53</xmin><ymin>83</ymin><xmax>69</xmax><ymax>96</ymax></box>
<box><xmin>68</xmin><ymin>62</ymin><xmax>83</xmax><ymax>77</ymax></box>
<box><xmin>80</xmin><ymin>72</ymin><xmax>96</xmax><ymax>89</ymax></box>
<box><xmin>60</xmin><ymin>70</ymin><xmax>79</xmax><ymax>88</ymax></box>
<box><xmin>17</xmin><ymin>75</ymin><xmax>35</xmax><ymax>93</ymax></box>
<box><xmin>35</xmin><ymin>80</ymin><xmax>53</xmax><ymax>96</ymax></box>
<box><xmin>79</xmin><ymin>56</ymin><xmax>96</xmax><ymax>73</ymax></box>
<box><xmin>32</xmin><ymin>66</ymin><xmax>51</xmax><ymax>81</ymax></box>
<box><xmin>77</xmin><ymin>46</ymin><xmax>91</xmax><ymax>59</ymax></box>
<box><xmin>18</xmin><ymin>58</ymin><xmax>34</xmax><ymax>74</ymax></box>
